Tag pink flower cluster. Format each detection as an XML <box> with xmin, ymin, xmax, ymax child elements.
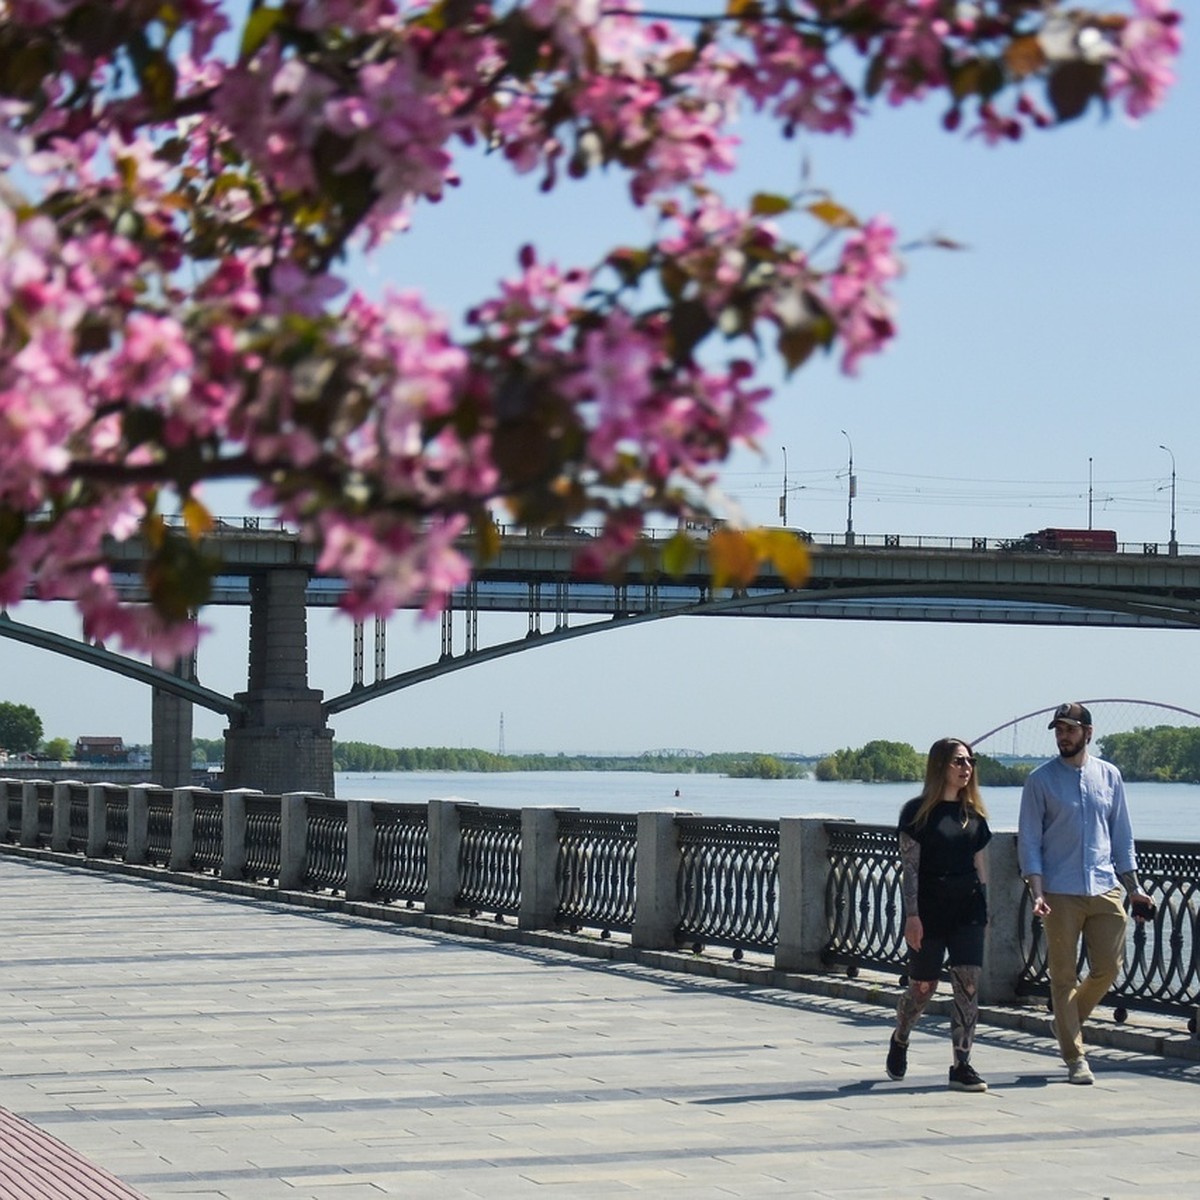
<box><xmin>0</xmin><ymin>0</ymin><xmax>1183</xmax><ymax>658</ymax></box>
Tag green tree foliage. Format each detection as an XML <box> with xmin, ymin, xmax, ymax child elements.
<box><xmin>40</xmin><ymin>736</ymin><xmax>73</xmax><ymax>761</ymax></box>
<box><xmin>727</xmin><ymin>754</ymin><xmax>798</xmax><ymax>780</ymax></box>
<box><xmin>0</xmin><ymin>702</ymin><xmax>43</xmax><ymax>754</ymax></box>
<box><xmin>1100</xmin><ymin>726</ymin><xmax>1200</xmax><ymax>782</ymax></box>
<box><xmin>814</xmin><ymin>740</ymin><xmax>924</xmax><ymax>783</ymax></box>
<box><xmin>973</xmin><ymin>753</ymin><xmax>1031</xmax><ymax>787</ymax></box>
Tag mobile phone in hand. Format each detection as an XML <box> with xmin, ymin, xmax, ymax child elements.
<box><xmin>1131</xmin><ymin>899</ymin><xmax>1157</xmax><ymax>921</ymax></box>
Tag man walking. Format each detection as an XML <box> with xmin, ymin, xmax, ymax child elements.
<box><xmin>1017</xmin><ymin>702</ymin><xmax>1153</xmax><ymax>1085</ymax></box>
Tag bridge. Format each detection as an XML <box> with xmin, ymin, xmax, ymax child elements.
<box><xmin>5</xmin><ymin>522</ymin><xmax>1200</xmax><ymax>794</ymax></box>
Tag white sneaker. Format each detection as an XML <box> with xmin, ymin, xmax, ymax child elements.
<box><xmin>1067</xmin><ymin>1058</ymin><xmax>1095</xmax><ymax>1085</ymax></box>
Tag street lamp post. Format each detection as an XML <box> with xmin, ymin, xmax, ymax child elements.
<box><xmin>841</xmin><ymin>429</ymin><xmax>855</xmax><ymax>546</ymax></box>
<box><xmin>779</xmin><ymin>446</ymin><xmax>788</xmax><ymax>526</ymax></box>
<box><xmin>1160</xmin><ymin>444</ymin><xmax>1178</xmax><ymax>556</ymax></box>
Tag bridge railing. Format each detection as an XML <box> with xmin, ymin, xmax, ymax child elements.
<box><xmin>2</xmin><ymin>778</ymin><xmax>1198</xmax><ymax>1032</ymax></box>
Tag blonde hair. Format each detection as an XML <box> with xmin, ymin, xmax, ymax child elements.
<box><xmin>908</xmin><ymin>737</ymin><xmax>988</xmax><ymax>830</ymax></box>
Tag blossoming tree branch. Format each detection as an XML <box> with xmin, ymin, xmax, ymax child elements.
<box><xmin>0</xmin><ymin>0</ymin><xmax>1182</xmax><ymax>662</ymax></box>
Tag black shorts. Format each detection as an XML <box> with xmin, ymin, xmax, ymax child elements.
<box><xmin>907</xmin><ymin>921</ymin><xmax>986</xmax><ymax>981</ymax></box>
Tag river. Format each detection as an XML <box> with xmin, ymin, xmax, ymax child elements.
<box><xmin>335</xmin><ymin>771</ymin><xmax>1200</xmax><ymax>842</ymax></box>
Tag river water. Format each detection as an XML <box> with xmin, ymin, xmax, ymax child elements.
<box><xmin>335</xmin><ymin>771</ymin><xmax>1200</xmax><ymax>843</ymax></box>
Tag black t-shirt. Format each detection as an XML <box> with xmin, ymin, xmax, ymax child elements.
<box><xmin>898</xmin><ymin>796</ymin><xmax>991</xmax><ymax>878</ymax></box>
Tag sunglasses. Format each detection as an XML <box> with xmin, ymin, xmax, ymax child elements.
<box><xmin>949</xmin><ymin>755</ymin><xmax>976</xmax><ymax>768</ymax></box>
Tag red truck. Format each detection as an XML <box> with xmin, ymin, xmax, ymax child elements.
<box><xmin>1006</xmin><ymin>527</ymin><xmax>1118</xmax><ymax>553</ymax></box>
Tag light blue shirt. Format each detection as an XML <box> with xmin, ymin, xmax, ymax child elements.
<box><xmin>1017</xmin><ymin>753</ymin><xmax>1138</xmax><ymax>896</ymax></box>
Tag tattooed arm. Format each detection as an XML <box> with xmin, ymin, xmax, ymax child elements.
<box><xmin>900</xmin><ymin>831</ymin><xmax>923</xmax><ymax>950</ymax></box>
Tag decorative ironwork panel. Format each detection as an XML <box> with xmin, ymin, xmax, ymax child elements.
<box><xmin>823</xmin><ymin>824</ymin><xmax>906</xmax><ymax>972</ymax></box>
<box><xmin>105</xmin><ymin>789</ymin><xmax>129</xmax><ymax>860</ymax></box>
<box><xmin>457</xmin><ymin>806</ymin><xmax>521</xmax><ymax>917</ymax></box>
<box><xmin>1019</xmin><ymin>839</ymin><xmax>1200</xmax><ymax>1018</ymax></box>
<box><xmin>372</xmin><ymin>803</ymin><xmax>428</xmax><ymax>904</ymax></box>
<box><xmin>244</xmin><ymin>796</ymin><xmax>282</xmax><ymax>883</ymax></box>
<box><xmin>305</xmin><ymin>798</ymin><xmax>348</xmax><ymax>894</ymax></box>
<box><xmin>35</xmin><ymin>781</ymin><xmax>54</xmax><ymax>844</ymax></box>
<box><xmin>192</xmin><ymin>792</ymin><xmax>223</xmax><ymax>873</ymax></box>
<box><xmin>67</xmin><ymin>783</ymin><xmax>89</xmax><ymax>853</ymax></box>
<box><xmin>555</xmin><ymin>813</ymin><xmax>637</xmax><ymax>935</ymax></box>
<box><xmin>676</xmin><ymin>817</ymin><xmax>780</xmax><ymax>952</ymax></box>
<box><xmin>145</xmin><ymin>789</ymin><xmax>173</xmax><ymax>867</ymax></box>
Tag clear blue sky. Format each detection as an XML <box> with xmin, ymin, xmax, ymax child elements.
<box><xmin>5</xmin><ymin>20</ymin><xmax>1199</xmax><ymax>758</ymax></box>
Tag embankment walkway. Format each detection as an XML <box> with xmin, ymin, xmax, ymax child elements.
<box><xmin>2</xmin><ymin>853</ymin><xmax>1200</xmax><ymax>1199</ymax></box>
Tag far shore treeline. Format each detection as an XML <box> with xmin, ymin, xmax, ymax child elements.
<box><xmin>191</xmin><ymin>725</ymin><xmax>1200</xmax><ymax>784</ymax></box>
<box><xmin>9</xmin><ymin>717</ymin><xmax>1199</xmax><ymax>785</ymax></box>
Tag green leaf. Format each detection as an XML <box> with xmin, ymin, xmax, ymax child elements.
<box><xmin>240</xmin><ymin>6</ymin><xmax>285</xmax><ymax>60</ymax></box>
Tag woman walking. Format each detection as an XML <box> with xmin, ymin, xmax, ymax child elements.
<box><xmin>886</xmin><ymin>737</ymin><xmax>991</xmax><ymax>1092</ymax></box>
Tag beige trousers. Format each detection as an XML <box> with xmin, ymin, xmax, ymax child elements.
<box><xmin>1042</xmin><ymin>887</ymin><xmax>1127</xmax><ymax>1064</ymax></box>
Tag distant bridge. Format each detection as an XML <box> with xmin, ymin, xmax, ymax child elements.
<box><xmin>972</xmin><ymin>699</ymin><xmax>1200</xmax><ymax>759</ymax></box>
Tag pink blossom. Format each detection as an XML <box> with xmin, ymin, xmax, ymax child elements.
<box><xmin>1108</xmin><ymin>1</ymin><xmax>1183</xmax><ymax>119</ymax></box>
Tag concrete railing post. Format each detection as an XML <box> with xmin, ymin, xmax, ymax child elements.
<box><xmin>126</xmin><ymin>785</ymin><xmax>151</xmax><ymax>865</ymax></box>
<box><xmin>426</xmin><ymin>798</ymin><xmax>472</xmax><ymax>915</ymax></box>
<box><xmin>20</xmin><ymin>781</ymin><xmax>41</xmax><ymax>847</ymax></box>
<box><xmin>776</xmin><ymin>817</ymin><xmax>834</xmax><ymax>973</ymax></box>
<box><xmin>981</xmin><ymin>831</ymin><xmax>1025</xmax><ymax>1006</ymax></box>
<box><xmin>222</xmin><ymin>789</ymin><xmax>258</xmax><ymax>881</ymax></box>
<box><xmin>87</xmin><ymin>784</ymin><xmax>109</xmax><ymax>858</ymax></box>
<box><xmin>51</xmin><ymin>782</ymin><xmax>73</xmax><ymax>852</ymax></box>
<box><xmin>170</xmin><ymin>787</ymin><xmax>197</xmax><ymax>872</ymax></box>
<box><xmin>279</xmin><ymin>793</ymin><xmax>312</xmax><ymax>892</ymax></box>
<box><xmin>345</xmin><ymin>800</ymin><xmax>376</xmax><ymax>902</ymax></box>
<box><xmin>520</xmin><ymin>807</ymin><xmax>573</xmax><ymax>931</ymax></box>
<box><xmin>632</xmin><ymin>810</ymin><xmax>691</xmax><ymax>950</ymax></box>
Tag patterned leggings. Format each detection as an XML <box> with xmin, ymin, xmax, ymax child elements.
<box><xmin>894</xmin><ymin>965</ymin><xmax>981</xmax><ymax>1066</ymax></box>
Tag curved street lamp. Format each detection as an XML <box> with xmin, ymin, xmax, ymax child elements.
<box><xmin>1160</xmin><ymin>444</ymin><xmax>1178</xmax><ymax>556</ymax></box>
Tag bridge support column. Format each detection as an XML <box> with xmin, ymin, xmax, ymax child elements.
<box><xmin>152</xmin><ymin>654</ymin><xmax>195</xmax><ymax>788</ymax></box>
<box><xmin>223</xmin><ymin>570</ymin><xmax>334</xmax><ymax>797</ymax></box>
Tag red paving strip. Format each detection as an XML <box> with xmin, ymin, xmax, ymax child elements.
<box><xmin>0</xmin><ymin>1107</ymin><xmax>148</xmax><ymax>1200</ymax></box>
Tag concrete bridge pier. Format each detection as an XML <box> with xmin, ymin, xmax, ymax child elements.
<box><xmin>222</xmin><ymin>569</ymin><xmax>335</xmax><ymax>797</ymax></box>
<box><xmin>151</xmin><ymin>652</ymin><xmax>195</xmax><ymax>788</ymax></box>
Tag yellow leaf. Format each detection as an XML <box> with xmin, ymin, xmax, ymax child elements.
<box><xmin>725</xmin><ymin>0</ymin><xmax>762</xmax><ymax>16</ymax></box>
<box><xmin>182</xmin><ymin>497</ymin><xmax>214</xmax><ymax>539</ymax></box>
<box><xmin>764</xmin><ymin>530</ymin><xmax>811</xmax><ymax>588</ymax></box>
<box><xmin>661</xmin><ymin>531</ymin><xmax>696</xmax><ymax>577</ymax></box>
<box><xmin>709</xmin><ymin>529</ymin><xmax>759</xmax><ymax>590</ymax></box>
<box><xmin>143</xmin><ymin>513</ymin><xmax>167</xmax><ymax>551</ymax></box>
<box><xmin>751</xmin><ymin>192</ymin><xmax>792</xmax><ymax>217</ymax></box>
<box><xmin>807</xmin><ymin>199</ymin><xmax>859</xmax><ymax>229</ymax></box>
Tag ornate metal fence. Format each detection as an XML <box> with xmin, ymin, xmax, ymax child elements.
<box><xmin>104</xmin><ymin>787</ymin><xmax>129</xmax><ymax>860</ymax></box>
<box><xmin>1019</xmin><ymin>839</ymin><xmax>1200</xmax><ymax>1024</ymax></box>
<box><xmin>823</xmin><ymin>824</ymin><xmax>906</xmax><ymax>975</ymax></box>
<box><xmin>243</xmin><ymin>795</ymin><xmax>281</xmax><ymax>883</ymax></box>
<box><xmin>676</xmin><ymin>817</ymin><xmax>779</xmax><ymax>956</ymax></box>
<box><xmin>555</xmin><ymin>812</ymin><xmax>637</xmax><ymax>937</ymax></box>
<box><xmin>145</xmin><ymin>788</ymin><xmax>173</xmax><ymax>867</ymax></box>
<box><xmin>305</xmin><ymin>798</ymin><xmax>347</xmax><ymax>894</ymax></box>
<box><xmin>34</xmin><ymin>781</ymin><xmax>53</xmax><ymax>845</ymax></box>
<box><xmin>371</xmin><ymin>803</ymin><xmax>427</xmax><ymax>905</ymax></box>
<box><xmin>458</xmin><ymin>805</ymin><xmax>521</xmax><ymax>919</ymax></box>
<box><xmin>192</xmin><ymin>791</ymin><xmax>223</xmax><ymax>873</ymax></box>
<box><xmin>67</xmin><ymin>783</ymin><xmax>89</xmax><ymax>854</ymax></box>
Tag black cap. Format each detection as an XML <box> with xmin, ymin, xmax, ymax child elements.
<box><xmin>1048</xmin><ymin>702</ymin><xmax>1092</xmax><ymax>729</ymax></box>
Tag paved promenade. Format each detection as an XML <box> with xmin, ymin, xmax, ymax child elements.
<box><xmin>3</xmin><ymin>854</ymin><xmax>1200</xmax><ymax>1199</ymax></box>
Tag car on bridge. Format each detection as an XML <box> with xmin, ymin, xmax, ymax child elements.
<box><xmin>1001</xmin><ymin>527</ymin><xmax>1118</xmax><ymax>553</ymax></box>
